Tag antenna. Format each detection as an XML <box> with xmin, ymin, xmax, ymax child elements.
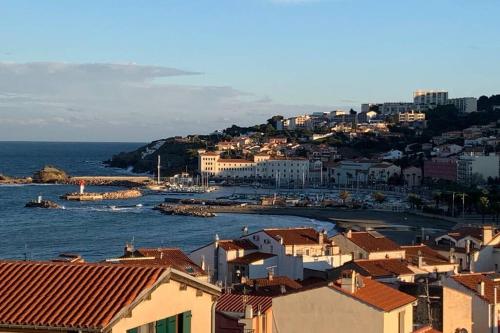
<box><xmin>157</xmin><ymin>155</ymin><xmax>161</xmax><ymax>184</ymax></box>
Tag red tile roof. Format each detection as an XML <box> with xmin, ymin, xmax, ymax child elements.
<box><xmin>264</xmin><ymin>228</ymin><xmax>326</xmax><ymax>245</ymax></box>
<box><xmin>452</xmin><ymin>273</ymin><xmax>500</xmax><ymax>304</ymax></box>
<box><xmin>218</xmin><ymin>239</ymin><xmax>258</xmax><ymax>251</ymax></box>
<box><xmin>346</xmin><ymin>231</ymin><xmax>402</xmax><ymax>253</ymax></box>
<box><xmin>228</xmin><ymin>252</ymin><xmax>276</xmax><ymax>265</ymax></box>
<box><xmin>116</xmin><ymin>247</ymin><xmax>206</xmax><ymax>277</ymax></box>
<box><xmin>248</xmin><ymin>276</ymin><xmax>303</xmax><ymax>290</ymax></box>
<box><xmin>401</xmin><ymin>245</ymin><xmax>451</xmax><ymax>266</ymax></box>
<box><xmin>412</xmin><ymin>325</ymin><xmax>442</xmax><ymax>333</ymax></box>
<box><xmin>216</xmin><ymin>293</ymin><xmax>273</xmax><ymax>314</ymax></box>
<box><xmin>353</xmin><ymin>259</ymin><xmax>414</xmax><ymax>278</ymax></box>
<box><xmin>0</xmin><ymin>261</ymin><xmax>166</xmax><ymax>331</ymax></box>
<box><xmin>330</xmin><ymin>276</ymin><xmax>416</xmax><ymax>312</ymax></box>
<box><xmin>217</xmin><ymin>159</ymin><xmax>254</xmax><ymax>164</ymax></box>
<box><xmin>445</xmin><ymin>227</ymin><xmax>484</xmax><ymax>242</ymax></box>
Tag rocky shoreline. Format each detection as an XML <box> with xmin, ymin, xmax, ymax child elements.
<box><xmin>61</xmin><ymin>189</ymin><xmax>142</xmax><ymax>201</ymax></box>
<box><xmin>154</xmin><ymin>203</ymin><xmax>216</xmax><ymax>218</ymax></box>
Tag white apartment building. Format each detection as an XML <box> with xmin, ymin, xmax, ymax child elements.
<box><xmin>198</xmin><ymin>151</ymin><xmax>309</xmax><ymax>183</ymax></box>
<box><xmin>398</xmin><ymin>110</ymin><xmax>425</xmax><ymax>123</ymax></box>
<box><xmin>449</xmin><ymin>97</ymin><xmax>478</xmax><ymax>113</ymax></box>
<box><xmin>361</xmin><ymin>102</ymin><xmax>414</xmax><ymax>115</ymax></box>
<box><xmin>283</xmin><ymin>115</ymin><xmax>312</xmax><ymax>130</ymax></box>
<box><xmin>413</xmin><ymin>90</ymin><xmax>449</xmax><ymax>109</ymax></box>
<box><xmin>457</xmin><ymin>153</ymin><xmax>500</xmax><ymax>184</ymax></box>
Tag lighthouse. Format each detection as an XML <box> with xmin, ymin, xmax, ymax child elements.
<box><xmin>79</xmin><ymin>180</ymin><xmax>85</xmax><ymax>194</ymax></box>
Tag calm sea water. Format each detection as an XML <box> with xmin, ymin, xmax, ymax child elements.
<box><xmin>0</xmin><ymin>142</ymin><xmax>332</xmax><ymax>261</ymax></box>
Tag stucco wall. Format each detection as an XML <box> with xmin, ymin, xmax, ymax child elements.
<box><xmin>110</xmin><ymin>278</ymin><xmax>215</xmax><ymax>333</ymax></box>
<box><xmin>272</xmin><ymin>286</ymin><xmax>389</xmax><ymax>333</ymax></box>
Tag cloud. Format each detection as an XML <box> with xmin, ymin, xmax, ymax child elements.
<box><xmin>0</xmin><ymin>62</ymin><xmax>332</xmax><ymax>141</ymax></box>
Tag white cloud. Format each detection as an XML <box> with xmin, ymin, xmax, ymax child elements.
<box><xmin>0</xmin><ymin>62</ymin><xmax>332</xmax><ymax>141</ymax></box>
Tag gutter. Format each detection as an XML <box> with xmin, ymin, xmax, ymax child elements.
<box><xmin>0</xmin><ymin>324</ymin><xmax>100</xmax><ymax>333</ymax></box>
<box><xmin>211</xmin><ymin>299</ymin><xmax>218</xmax><ymax>333</ymax></box>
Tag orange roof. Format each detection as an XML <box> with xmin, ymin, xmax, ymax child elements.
<box><xmin>218</xmin><ymin>239</ymin><xmax>258</xmax><ymax>251</ymax></box>
<box><xmin>117</xmin><ymin>247</ymin><xmax>206</xmax><ymax>277</ymax></box>
<box><xmin>401</xmin><ymin>245</ymin><xmax>451</xmax><ymax>266</ymax></box>
<box><xmin>248</xmin><ymin>276</ymin><xmax>303</xmax><ymax>290</ymax></box>
<box><xmin>0</xmin><ymin>261</ymin><xmax>166</xmax><ymax>331</ymax></box>
<box><xmin>412</xmin><ymin>325</ymin><xmax>442</xmax><ymax>333</ymax></box>
<box><xmin>346</xmin><ymin>231</ymin><xmax>402</xmax><ymax>253</ymax></box>
<box><xmin>216</xmin><ymin>293</ymin><xmax>273</xmax><ymax>314</ymax></box>
<box><xmin>445</xmin><ymin>227</ymin><xmax>485</xmax><ymax>242</ymax></box>
<box><xmin>353</xmin><ymin>259</ymin><xmax>414</xmax><ymax>278</ymax></box>
<box><xmin>330</xmin><ymin>276</ymin><xmax>415</xmax><ymax>312</ymax></box>
<box><xmin>263</xmin><ymin>228</ymin><xmax>326</xmax><ymax>245</ymax></box>
<box><xmin>452</xmin><ymin>273</ymin><xmax>500</xmax><ymax>304</ymax></box>
<box><xmin>228</xmin><ymin>252</ymin><xmax>276</xmax><ymax>265</ymax></box>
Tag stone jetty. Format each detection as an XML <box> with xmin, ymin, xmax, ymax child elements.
<box><xmin>61</xmin><ymin>189</ymin><xmax>142</xmax><ymax>201</ymax></box>
<box><xmin>154</xmin><ymin>203</ymin><xmax>216</xmax><ymax>218</ymax></box>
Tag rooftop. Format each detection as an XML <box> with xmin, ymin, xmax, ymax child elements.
<box><xmin>216</xmin><ymin>293</ymin><xmax>273</xmax><ymax>314</ymax></box>
<box><xmin>352</xmin><ymin>259</ymin><xmax>414</xmax><ymax>278</ymax></box>
<box><xmin>228</xmin><ymin>252</ymin><xmax>276</xmax><ymax>265</ymax></box>
<box><xmin>219</xmin><ymin>239</ymin><xmax>258</xmax><ymax>251</ymax></box>
<box><xmin>115</xmin><ymin>247</ymin><xmax>206</xmax><ymax>277</ymax></box>
<box><xmin>401</xmin><ymin>244</ymin><xmax>452</xmax><ymax>267</ymax></box>
<box><xmin>263</xmin><ymin>227</ymin><xmax>326</xmax><ymax>246</ymax></box>
<box><xmin>330</xmin><ymin>275</ymin><xmax>416</xmax><ymax>312</ymax></box>
<box><xmin>345</xmin><ymin>231</ymin><xmax>402</xmax><ymax>253</ymax></box>
<box><xmin>452</xmin><ymin>273</ymin><xmax>500</xmax><ymax>304</ymax></box>
<box><xmin>0</xmin><ymin>261</ymin><xmax>166</xmax><ymax>331</ymax></box>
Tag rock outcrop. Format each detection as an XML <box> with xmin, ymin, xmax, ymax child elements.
<box><xmin>33</xmin><ymin>166</ymin><xmax>69</xmax><ymax>184</ymax></box>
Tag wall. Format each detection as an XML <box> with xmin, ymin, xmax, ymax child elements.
<box><xmin>272</xmin><ymin>286</ymin><xmax>385</xmax><ymax>333</ymax></box>
<box><xmin>110</xmin><ymin>277</ymin><xmax>215</xmax><ymax>333</ymax></box>
<box><xmin>383</xmin><ymin>304</ymin><xmax>414</xmax><ymax>333</ymax></box>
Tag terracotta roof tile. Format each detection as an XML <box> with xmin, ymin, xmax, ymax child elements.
<box><xmin>330</xmin><ymin>276</ymin><xmax>415</xmax><ymax>312</ymax></box>
<box><xmin>353</xmin><ymin>259</ymin><xmax>414</xmax><ymax>278</ymax></box>
<box><xmin>248</xmin><ymin>276</ymin><xmax>302</xmax><ymax>290</ymax></box>
<box><xmin>445</xmin><ymin>227</ymin><xmax>484</xmax><ymax>242</ymax></box>
<box><xmin>264</xmin><ymin>228</ymin><xmax>326</xmax><ymax>245</ymax></box>
<box><xmin>346</xmin><ymin>231</ymin><xmax>402</xmax><ymax>253</ymax></box>
<box><xmin>116</xmin><ymin>247</ymin><xmax>206</xmax><ymax>277</ymax></box>
<box><xmin>452</xmin><ymin>273</ymin><xmax>500</xmax><ymax>304</ymax></box>
<box><xmin>401</xmin><ymin>245</ymin><xmax>451</xmax><ymax>266</ymax></box>
<box><xmin>216</xmin><ymin>293</ymin><xmax>272</xmax><ymax>314</ymax></box>
<box><xmin>0</xmin><ymin>261</ymin><xmax>165</xmax><ymax>330</ymax></box>
<box><xmin>228</xmin><ymin>252</ymin><xmax>276</xmax><ymax>265</ymax></box>
<box><xmin>218</xmin><ymin>239</ymin><xmax>258</xmax><ymax>251</ymax></box>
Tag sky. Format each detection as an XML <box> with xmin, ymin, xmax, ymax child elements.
<box><xmin>0</xmin><ymin>0</ymin><xmax>499</xmax><ymax>142</ymax></box>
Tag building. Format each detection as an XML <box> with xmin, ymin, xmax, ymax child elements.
<box><xmin>198</xmin><ymin>151</ymin><xmax>310</xmax><ymax>184</ymax></box>
<box><xmin>331</xmin><ymin>230</ymin><xmax>406</xmax><ymax>260</ymax></box>
<box><xmin>401</xmin><ymin>244</ymin><xmax>458</xmax><ymax>275</ymax></box>
<box><xmin>457</xmin><ymin>153</ymin><xmax>500</xmax><ymax>184</ymax></box>
<box><xmin>328</xmin><ymin>258</ymin><xmax>417</xmax><ymax>283</ymax></box>
<box><xmin>271</xmin><ymin>270</ymin><xmax>416</xmax><ymax>333</ymax></box>
<box><xmin>284</xmin><ymin>115</ymin><xmax>312</xmax><ymax>130</ymax></box>
<box><xmin>357</xmin><ymin>110</ymin><xmax>379</xmax><ymax>123</ymax></box>
<box><xmin>413</xmin><ymin>90</ymin><xmax>449</xmax><ymax>109</ymax></box>
<box><xmin>106</xmin><ymin>244</ymin><xmax>208</xmax><ymax>281</ymax></box>
<box><xmin>362</xmin><ymin>102</ymin><xmax>414</xmax><ymax>115</ymax></box>
<box><xmin>449</xmin><ymin>97</ymin><xmax>478</xmax><ymax>113</ymax></box>
<box><xmin>216</xmin><ymin>293</ymin><xmax>273</xmax><ymax>333</ymax></box>
<box><xmin>398</xmin><ymin>110</ymin><xmax>426</xmax><ymax>123</ymax></box>
<box><xmin>368</xmin><ymin>162</ymin><xmax>401</xmax><ymax>183</ymax></box>
<box><xmin>423</xmin><ymin>158</ymin><xmax>457</xmax><ymax>182</ymax></box>
<box><xmin>443</xmin><ymin>273</ymin><xmax>500</xmax><ymax>333</ymax></box>
<box><xmin>0</xmin><ymin>261</ymin><xmax>220</xmax><ymax>333</ymax></box>
<box><xmin>403</xmin><ymin>166</ymin><xmax>422</xmax><ymax>187</ymax></box>
<box><xmin>380</xmin><ymin>149</ymin><xmax>403</xmax><ymax>161</ymax></box>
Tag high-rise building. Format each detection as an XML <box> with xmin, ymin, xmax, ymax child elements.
<box><xmin>413</xmin><ymin>90</ymin><xmax>449</xmax><ymax>109</ymax></box>
<box><xmin>448</xmin><ymin>97</ymin><xmax>478</xmax><ymax>113</ymax></box>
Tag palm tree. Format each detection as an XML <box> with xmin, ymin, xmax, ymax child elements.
<box><xmin>408</xmin><ymin>193</ymin><xmax>422</xmax><ymax>210</ymax></box>
<box><xmin>478</xmin><ymin>196</ymin><xmax>490</xmax><ymax>224</ymax></box>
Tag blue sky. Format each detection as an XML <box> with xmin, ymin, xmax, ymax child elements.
<box><xmin>0</xmin><ymin>0</ymin><xmax>499</xmax><ymax>141</ymax></box>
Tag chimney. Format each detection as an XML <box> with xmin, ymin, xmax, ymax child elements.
<box><xmin>477</xmin><ymin>281</ymin><xmax>485</xmax><ymax>296</ymax></box>
<box><xmin>340</xmin><ymin>270</ymin><xmax>356</xmax><ymax>293</ymax></box>
<box><xmin>124</xmin><ymin>242</ymin><xmax>134</xmax><ymax>255</ymax></box>
<box><xmin>346</xmin><ymin>230</ymin><xmax>352</xmax><ymax>239</ymax></box>
<box><xmin>276</xmin><ymin>235</ymin><xmax>284</xmax><ymax>245</ymax></box>
<box><xmin>244</xmin><ymin>304</ymin><xmax>253</xmax><ymax>319</ymax></box>
<box><xmin>200</xmin><ymin>255</ymin><xmax>206</xmax><ymax>271</ymax></box>
<box><xmin>318</xmin><ymin>229</ymin><xmax>325</xmax><ymax>246</ymax></box>
<box><xmin>449</xmin><ymin>247</ymin><xmax>455</xmax><ymax>264</ymax></box>
<box><xmin>482</xmin><ymin>225</ymin><xmax>494</xmax><ymax>244</ymax></box>
<box><xmin>241</xmin><ymin>225</ymin><xmax>248</xmax><ymax>237</ymax></box>
<box><xmin>465</xmin><ymin>239</ymin><xmax>471</xmax><ymax>254</ymax></box>
<box><xmin>280</xmin><ymin>285</ymin><xmax>286</xmax><ymax>294</ymax></box>
<box><xmin>417</xmin><ymin>250</ymin><xmax>424</xmax><ymax>268</ymax></box>
<box><xmin>214</xmin><ymin>234</ymin><xmax>220</xmax><ymax>248</ymax></box>
<box><xmin>268</xmin><ymin>269</ymin><xmax>274</xmax><ymax>281</ymax></box>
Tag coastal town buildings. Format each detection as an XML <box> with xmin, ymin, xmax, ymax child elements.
<box><xmin>413</xmin><ymin>90</ymin><xmax>449</xmax><ymax>109</ymax></box>
<box><xmin>449</xmin><ymin>97</ymin><xmax>478</xmax><ymax>113</ymax></box>
<box><xmin>398</xmin><ymin>110</ymin><xmax>426</xmax><ymax>123</ymax></box>
<box><xmin>457</xmin><ymin>153</ymin><xmax>500</xmax><ymax>184</ymax></box>
<box><xmin>0</xmin><ymin>261</ymin><xmax>220</xmax><ymax>333</ymax></box>
<box><xmin>403</xmin><ymin>166</ymin><xmax>423</xmax><ymax>188</ymax></box>
<box><xmin>423</xmin><ymin>158</ymin><xmax>458</xmax><ymax>182</ymax></box>
<box><xmin>331</xmin><ymin>230</ymin><xmax>406</xmax><ymax>260</ymax></box>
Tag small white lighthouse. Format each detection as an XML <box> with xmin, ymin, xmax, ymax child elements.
<box><xmin>79</xmin><ymin>180</ymin><xmax>85</xmax><ymax>194</ymax></box>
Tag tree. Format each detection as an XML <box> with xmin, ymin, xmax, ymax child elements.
<box><xmin>372</xmin><ymin>192</ymin><xmax>386</xmax><ymax>204</ymax></box>
<box><xmin>478</xmin><ymin>196</ymin><xmax>490</xmax><ymax>223</ymax></box>
<box><xmin>432</xmin><ymin>191</ymin><xmax>442</xmax><ymax>209</ymax></box>
<box><xmin>408</xmin><ymin>193</ymin><xmax>423</xmax><ymax>210</ymax></box>
<box><xmin>339</xmin><ymin>191</ymin><xmax>350</xmax><ymax>204</ymax></box>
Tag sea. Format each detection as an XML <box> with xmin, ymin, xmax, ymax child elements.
<box><xmin>0</xmin><ymin>142</ymin><xmax>333</xmax><ymax>261</ymax></box>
